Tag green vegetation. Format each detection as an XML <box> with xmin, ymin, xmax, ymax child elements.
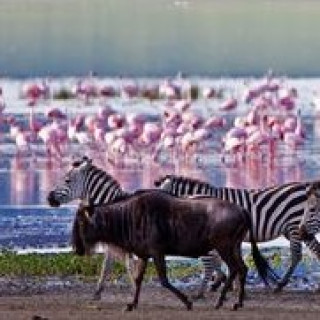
<box><xmin>189</xmin><ymin>85</ymin><xmax>199</xmax><ymax>100</ymax></box>
<box><xmin>0</xmin><ymin>251</ymin><xmax>201</xmax><ymax>281</ymax></box>
<box><xmin>53</xmin><ymin>88</ymin><xmax>75</xmax><ymax>100</ymax></box>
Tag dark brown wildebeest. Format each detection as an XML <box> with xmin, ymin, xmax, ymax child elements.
<box><xmin>72</xmin><ymin>190</ymin><xmax>278</xmax><ymax>311</ymax></box>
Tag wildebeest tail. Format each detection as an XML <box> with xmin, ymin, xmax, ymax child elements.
<box><xmin>243</xmin><ymin>209</ymin><xmax>280</xmax><ymax>286</ymax></box>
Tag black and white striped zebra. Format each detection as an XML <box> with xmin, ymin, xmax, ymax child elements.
<box><xmin>154</xmin><ymin>175</ymin><xmax>320</xmax><ymax>292</ymax></box>
<box><xmin>299</xmin><ymin>181</ymin><xmax>320</xmax><ymax>244</ymax></box>
<box><xmin>48</xmin><ymin>156</ymin><xmax>133</xmax><ymax>300</ymax></box>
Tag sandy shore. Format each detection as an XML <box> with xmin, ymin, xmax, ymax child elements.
<box><xmin>0</xmin><ymin>277</ymin><xmax>319</xmax><ymax>320</ymax></box>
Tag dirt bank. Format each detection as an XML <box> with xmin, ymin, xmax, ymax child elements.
<box><xmin>0</xmin><ymin>277</ymin><xmax>319</xmax><ymax>319</ymax></box>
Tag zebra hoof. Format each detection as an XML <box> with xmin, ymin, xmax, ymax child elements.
<box><xmin>214</xmin><ymin>300</ymin><xmax>223</xmax><ymax>309</ymax></box>
<box><xmin>192</xmin><ymin>293</ymin><xmax>205</xmax><ymax>300</ymax></box>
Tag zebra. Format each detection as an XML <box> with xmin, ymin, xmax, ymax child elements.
<box><xmin>154</xmin><ymin>174</ymin><xmax>320</xmax><ymax>293</ymax></box>
<box><xmin>47</xmin><ymin>156</ymin><xmax>133</xmax><ymax>300</ymax></box>
<box><xmin>299</xmin><ymin>181</ymin><xmax>320</xmax><ymax>243</ymax></box>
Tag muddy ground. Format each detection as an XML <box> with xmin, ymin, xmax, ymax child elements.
<box><xmin>0</xmin><ymin>277</ymin><xmax>319</xmax><ymax>320</ymax></box>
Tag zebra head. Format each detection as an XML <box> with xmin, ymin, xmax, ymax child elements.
<box><xmin>47</xmin><ymin>156</ymin><xmax>94</xmax><ymax>207</ymax></box>
<box><xmin>299</xmin><ymin>181</ymin><xmax>320</xmax><ymax>240</ymax></box>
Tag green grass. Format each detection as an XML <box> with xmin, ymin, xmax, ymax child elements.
<box><xmin>0</xmin><ymin>250</ymin><xmax>291</xmax><ymax>280</ymax></box>
<box><xmin>0</xmin><ymin>251</ymin><xmax>201</xmax><ymax>281</ymax></box>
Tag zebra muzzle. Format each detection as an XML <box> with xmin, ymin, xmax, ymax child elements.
<box><xmin>47</xmin><ymin>192</ymin><xmax>61</xmax><ymax>207</ymax></box>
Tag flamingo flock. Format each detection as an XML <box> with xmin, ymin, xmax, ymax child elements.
<box><xmin>0</xmin><ymin>72</ymin><xmax>311</xmax><ymax>168</ymax></box>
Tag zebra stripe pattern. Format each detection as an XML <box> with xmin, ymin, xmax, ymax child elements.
<box><xmin>299</xmin><ymin>181</ymin><xmax>320</xmax><ymax>242</ymax></box>
<box><xmin>155</xmin><ymin>175</ymin><xmax>320</xmax><ymax>291</ymax></box>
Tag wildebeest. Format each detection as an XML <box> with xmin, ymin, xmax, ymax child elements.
<box><xmin>72</xmin><ymin>190</ymin><xmax>278</xmax><ymax>311</ymax></box>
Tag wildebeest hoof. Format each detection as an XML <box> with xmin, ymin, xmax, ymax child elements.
<box><xmin>92</xmin><ymin>292</ymin><xmax>102</xmax><ymax>301</ymax></box>
<box><xmin>232</xmin><ymin>302</ymin><xmax>242</xmax><ymax>311</ymax></box>
<box><xmin>186</xmin><ymin>300</ymin><xmax>193</xmax><ymax>310</ymax></box>
<box><xmin>214</xmin><ymin>301</ymin><xmax>223</xmax><ymax>309</ymax></box>
<box><xmin>273</xmin><ymin>284</ymin><xmax>283</xmax><ymax>293</ymax></box>
<box><xmin>124</xmin><ymin>303</ymin><xmax>135</xmax><ymax>312</ymax></box>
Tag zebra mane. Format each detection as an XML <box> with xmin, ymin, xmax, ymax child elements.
<box><xmin>72</xmin><ymin>155</ymin><xmax>92</xmax><ymax>168</ymax></box>
<box><xmin>88</xmin><ymin>164</ymin><xmax>122</xmax><ymax>189</ymax></box>
<box><xmin>154</xmin><ymin>174</ymin><xmax>213</xmax><ymax>188</ymax></box>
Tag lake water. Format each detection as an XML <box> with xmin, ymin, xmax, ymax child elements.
<box><xmin>1</xmin><ymin>0</ymin><xmax>320</xmax><ymax>77</ymax></box>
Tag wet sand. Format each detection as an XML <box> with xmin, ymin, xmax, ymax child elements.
<box><xmin>0</xmin><ymin>278</ymin><xmax>319</xmax><ymax>320</ymax></box>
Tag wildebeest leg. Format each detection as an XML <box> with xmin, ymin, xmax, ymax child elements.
<box><xmin>214</xmin><ymin>250</ymin><xmax>238</xmax><ymax>310</ymax></box>
<box><xmin>93</xmin><ymin>250</ymin><xmax>112</xmax><ymax>300</ymax></box>
<box><xmin>232</xmin><ymin>245</ymin><xmax>248</xmax><ymax>310</ymax></box>
<box><xmin>153</xmin><ymin>254</ymin><xmax>193</xmax><ymax>310</ymax></box>
<box><xmin>275</xmin><ymin>238</ymin><xmax>302</xmax><ymax>292</ymax></box>
<box><xmin>125</xmin><ymin>258</ymin><xmax>148</xmax><ymax>311</ymax></box>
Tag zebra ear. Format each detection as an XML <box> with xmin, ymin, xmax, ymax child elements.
<box><xmin>82</xmin><ymin>156</ymin><xmax>93</xmax><ymax>164</ymax></box>
<box><xmin>79</xmin><ymin>157</ymin><xmax>93</xmax><ymax>169</ymax></box>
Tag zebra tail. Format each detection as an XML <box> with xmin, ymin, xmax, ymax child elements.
<box><xmin>245</xmin><ymin>210</ymin><xmax>280</xmax><ymax>286</ymax></box>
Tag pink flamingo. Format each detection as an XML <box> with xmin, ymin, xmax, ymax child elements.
<box><xmin>159</xmin><ymin>79</ymin><xmax>181</xmax><ymax>100</ymax></box>
<box><xmin>99</xmin><ymin>84</ymin><xmax>117</xmax><ymax>98</ymax></box>
<box><xmin>204</xmin><ymin>115</ymin><xmax>226</xmax><ymax>130</ymax></box>
<box><xmin>38</xmin><ymin>125</ymin><xmax>64</xmax><ymax>158</ymax></box>
<box><xmin>107</xmin><ymin>113</ymin><xmax>125</xmax><ymax>130</ymax></box>
<box><xmin>202</xmin><ymin>87</ymin><xmax>216</xmax><ymax>99</ymax></box>
<box><xmin>121</xmin><ymin>82</ymin><xmax>139</xmax><ymax>99</ymax></box>
<box><xmin>74</xmin><ymin>78</ymin><xmax>98</xmax><ymax>105</ymax></box>
<box><xmin>219</xmin><ymin>97</ymin><xmax>237</xmax><ymax>111</ymax></box>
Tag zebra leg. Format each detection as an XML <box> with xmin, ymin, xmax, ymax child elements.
<box><xmin>209</xmin><ymin>251</ymin><xmax>227</xmax><ymax>292</ymax></box>
<box><xmin>124</xmin><ymin>253</ymin><xmax>136</xmax><ymax>286</ymax></box>
<box><xmin>195</xmin><ymin>252</ymin><xmax>226</xmax><ymax>300</ymax></box>
<box><xmin>94</xmin><ymin>250</ymin><xmax>113</xmax><ymax>300</ymax></box>
<box><xmin>275</xmin><ymin>239</ymin><xmax>302</xmax><ymax>292</ymax></box>
<box><xmin>303</xmin><ymin>235</ymin><xmax>320</xmax><ymax>260</ymax></box>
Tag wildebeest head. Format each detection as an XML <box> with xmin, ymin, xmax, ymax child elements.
<box><xmin>299</xmin><ymin>181</ymin><xmax>320</xmax><ymax>240</ymax></box>
<box><xmin>47</xmin><ymin>156</ymin><xmax>93</xmax><ymax>207</ymax></box>
<box><xmin>72</xmin><ymin>204</ymin><xmax>97</xmax><ymax>256</ymax></box>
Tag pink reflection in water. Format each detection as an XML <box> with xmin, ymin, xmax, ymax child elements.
<box><xmin>223</xmin><ymin>156</ymin><xmax>304</xmax><ymax>190</ymax></box>
<box><xmin>10</xmin><ymin>157</ymin><xmax>36</xmax><ymax>205</ymax></box>
<box><xmin>6</xmin><ymin>151</ymin><xmax>307</xmax><ymax>206</ymax></box>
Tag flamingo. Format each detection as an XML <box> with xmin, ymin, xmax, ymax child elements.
<box><xmin>219</xmin><ymin>97</ymin><xmax>237</xmax><ymax>111</ymax></box>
